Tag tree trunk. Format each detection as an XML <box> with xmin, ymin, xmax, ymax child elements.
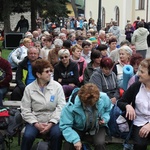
<box><xmin>71</xmin><ymin>0</ymin><xmax>78</xmax><ymax>18</ymax></box>
<box><xmin>2</xmin><ymin>0</ymin><xmax>12</xmax><ymax>33</ymax></box>
<box><xmin>31</xmin><ymin>0</ymin><xmax>37</xmax><ymax>31</ymax></box>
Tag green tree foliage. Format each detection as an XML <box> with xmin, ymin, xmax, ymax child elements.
<box><xmin>37</xmin><ymin>0</ymin><xmax>70</xmax><ymax>22</ymax></box>
<box><xmin>0</xmin><ymin>0</ymin><xmax>70</xmax><ymax>32</ymax></box>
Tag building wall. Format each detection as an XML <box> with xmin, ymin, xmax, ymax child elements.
<box><xmin>85</xmin><ymin>0</ymin><xmax>149</xmax><ymax>30</ymax></box>
<box><xmin>66</xmin><ymin>3</ymin><xmax>75</xmax><ymax>17</ymax></box>
<box><xmin>84</xmin><ymin>0</ymin><xmax>99</xmax><ymax>23</ymax></box>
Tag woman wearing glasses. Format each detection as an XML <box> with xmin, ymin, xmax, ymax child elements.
<box><xmin>21</xmin><ymin>59</ymin><xmax>66</xmax><ymax>150</ymax></box>
<box><xmin>54</xmin><ymin>49</ymin><xmax>79</xmax><ymax>99</ymax></box>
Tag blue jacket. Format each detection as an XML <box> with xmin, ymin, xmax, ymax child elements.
<box><xmin>59</xmin><ymin>88</ymin><xmax>111</xmax><ymax>144</ymax></box>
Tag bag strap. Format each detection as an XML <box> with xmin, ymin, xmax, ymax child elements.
<box><xmin>70</xmin><ymin>90</ymin><xmax>79</xmax><ymax>104</ymax></box>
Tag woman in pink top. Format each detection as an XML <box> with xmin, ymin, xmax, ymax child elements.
<box><xmin>70</xmin><ymin>44</ymin><xmax>87</xmax><ymax>86</ymax></box>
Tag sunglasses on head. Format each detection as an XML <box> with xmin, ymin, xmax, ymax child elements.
<box><xmin>60</xmin><ymin>56</ymin><xmax>68</xmax><ymax>59</ymax></box>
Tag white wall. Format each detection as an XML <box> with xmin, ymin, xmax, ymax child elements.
<box><xmin>85</xmin><ymin>0</ymin><xmax>150</xmax><ymax>31</ymax></box>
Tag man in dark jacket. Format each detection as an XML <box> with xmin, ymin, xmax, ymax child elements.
<box><xmin>11</xmin><ymin>46</ymin><xmax>40</xmax><ymax>100</ymax></box>
<box><xmin>14</xmin><ymin>15</ymin><xmax>29</xmax><ymax>33</ymax></box>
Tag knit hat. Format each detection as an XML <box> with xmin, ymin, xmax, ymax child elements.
<box><xmin>119</xmin><ymin>45</ymin><xmax>132</xmax><ymax>56</ymax></box>
<box><xmin>58</xmin><ymin>49</ymin><xmax>70</xmax><ymax>57</ymax></box>
<box><xmin>89</xmin><ymin>37</ymin><xmax>97</xmax><ymax>43</ymax></box>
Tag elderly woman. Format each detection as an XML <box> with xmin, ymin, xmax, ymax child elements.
<box><xmin>117</xmin><ymin>58</ymin><xmax>150</xmax><ymax>150</ymax></box>
<box><xmin>70</xmin><ymin>44</ymin><xmax>87</xmax><ymax>86</ymax></box>
<box><xmin>59</xmin><ymin>83</ymin><xmax>112</xmax><ymax>150</ymax></box>
<box><xmin>90</xmin><ymin>57</ymin><xmax>119</xmax><ymax>104</ymax></box>
<box><xmin>112</xmin><ymin>45</ymin><xmax>132</xmax><ymax>88</ymax></box>
<box><xmin>47</xmin><ymin>38</ymin><xmax>63</xmax><ymax>71</ymax></box>
<box><xmin>54</xmin><ymin>49</ymin><xmax>79</xmax><ymax>98</ymax></box>
<box><xmin>21</xmin><ymin>59</ymin><xmax>66</xmax><ymax>150</ymax></box>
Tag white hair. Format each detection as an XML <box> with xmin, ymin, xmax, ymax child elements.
<box><xmin>99</xmin><ymin>30</ymin><xmax>105</xmax><ymax>35</ymax></box>
<box><xmin>54</xmin><ymin>39</ymin><xmax>63</xmax><ymax>47</ymax></box>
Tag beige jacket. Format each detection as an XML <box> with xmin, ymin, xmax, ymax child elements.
<box><xmin>132</xmin><ymin>27</ymin><xmax>149</xmax><ymax>51</ymax></box>
<box><xmin>21</xmin><ymin>79</ymin><xmax>66</xmax><ymax>124</ymax></box>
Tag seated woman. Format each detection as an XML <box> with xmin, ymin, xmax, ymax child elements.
<box><xmin>59</xmin><ymin>83</ymin><xmax>111</xmax><ymax>150</ymax></box>
<box><xmin>70</xmin><ymin>44</ymin><xmax>87</xmax><ymax>87</ymax></box>
<box><xmin>112</xmin><ymin>45</ymin><xmax>133</xmax><ymax>88</ymax></box>
<box><xmin>47</xmin><ymin>39</ymin><xmax>63</xmax><ymax>72</ymax></box>
<box><xmin>21</xmin><ymin>59</ymin><xmax>66</xmax><ymax>150</ymax></box>
<box><xmin>90</xmin><ymin>57</ymin><xmax>119</xmax><ymax>104</ymax></box>
<box><xmin>11</xmin><ymin>38</ymin><xmax>32</xmax><ymax>70</ymax></box>
<box><xmin>127</xmin><ymin>53</ymin><xmax>143</xmax><ymax>88</ymax></box>
<box><xmin>117</xmin><ymin>58</ymin><xmax>150</xmax><ymax>150</ymax></box>
<box><xmin>83</xmin><ymin>50</ymin><xmax>102</xmax><ymax>84</ymax></box>
<box><xmin>54</xmin><ymin>49</ymin><xmax>79</xmax><ymax>98</ymax></box>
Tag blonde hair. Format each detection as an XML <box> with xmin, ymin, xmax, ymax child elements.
<box><xmin>71</xmin><ymin>44</ymin><xmax>82</xmax><ymax>52</ymax></box>
<box><xmin>23</xmin><ymin>38</ymin><xmax>31</xmax><ymax>44</ymax></box>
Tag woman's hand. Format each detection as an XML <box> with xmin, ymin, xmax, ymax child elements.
<box><xmin>74</xmin><ymin>141</ymin><xmax>82</xmax><ymax>150</ymax></box>
<box><xmin>40</xmin><ymin>123</ymin><xmax>53</xmax><ymax>134</ymax></box>
<box><xmin>125</xmin><ymin>105</ymin><xmax>136</xmax><ymax>120</ymax></box>
<box><xmin>58</xmin><ymin>78</ymin><xmax>62</xmax><ymax>83</ymax></box>
<box><xmin>34</xmin><ymin>122</ymin><xmax>45</xmax><ymax>132</ymax></box>
<box><xmin>111</xmin><ymin>97</ymin><xmax>117</xmax><ymax>104</ymax></box>
<box><xmin>99</xmin><ymin>119</ymin><xmax>105</xmax><ymax>125</ymax></box>
<box><xmin>139</xmin><ymin>123</ymin><xmax>150</xmax><ymax>138</ymax></box>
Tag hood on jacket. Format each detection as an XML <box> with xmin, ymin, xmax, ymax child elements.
<box><xmin>112</xmin><ymin>26</ymin><xmax>119</xmax><ymax>30</ymax></box>
<box><xmin>137</xmin><ymin>27</ymin><xmax>148</xmax><ymax>35</ymax></box>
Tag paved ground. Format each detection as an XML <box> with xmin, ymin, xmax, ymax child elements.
<box><xmin>146</xmin><ymin>47</ymin><xmax>150</xmax><ymax>58</ymax></box>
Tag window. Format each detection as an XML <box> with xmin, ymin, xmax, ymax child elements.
<box><xmin>101</xmin><ymin>7</ymin><xmax>105</xmax><ymax>28</ymax></box>
<box><xmin>115</xmin><ymin>7</ymin><xmax>120</xmax><ymax>26</ymax></box>
<box><xmin>139</xmin><ymin>0</ymin><xmax>145</xmax><ymax>9</ymax></box>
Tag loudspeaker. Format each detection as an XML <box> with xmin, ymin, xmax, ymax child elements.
<box><xmin>4</xmin><ymin>33</ymin><xmax>24</xmax><ymax>49</ymax></box>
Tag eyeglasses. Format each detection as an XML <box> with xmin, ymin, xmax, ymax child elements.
<box><xmin>43</xmin><ymin>70</ymin><xmax>51</xmax><ymax>73</ymax></box>
<box><xmin>60</xmin><ymin>56</ymin><xmax>68</xmax><ymax>60</ymax></box>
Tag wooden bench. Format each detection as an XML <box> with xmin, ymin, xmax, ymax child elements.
<box><xmin>5</xmin><ymin>81</ymin><xmax>16</xmax><ymax>99</ymax></box>
<box><xmin>3</xmin><ymin>100</ymin><xmax>21</xmax><ymax>108</ymax></box>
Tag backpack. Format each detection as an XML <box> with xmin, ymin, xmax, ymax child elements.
<box><xmin>0</xmin><ymin>107</ymin><xmax>23</xmax><ymax>137</ymax></box>
<box><xmin>108</xmin><ymin>104</ymin><xmax>133</xmax><ymax>140</ymax></box>
<box><xmin>6</xmin><ymin>108</ymin><xmax>23</xmax><ymax>137</ymax></box>
<box><xmin>0</xmin><ymin>107</ymin><xmax>23</xmax><ymax>150</ymax></box>
<box><xmin>7</xmin><ymin>47</ymin><xmax>23</xmax><ymax>69</ymax></box>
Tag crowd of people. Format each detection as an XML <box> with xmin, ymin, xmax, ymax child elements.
<box><xmin>0</xmin><ymin>15</ymin><xmax>150</xmax><ymax>150</ymax></box>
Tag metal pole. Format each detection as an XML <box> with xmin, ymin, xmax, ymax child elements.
<box><xmin>97</xmin><ymin>0</ymin><xmax>101</xmax><ymax>32</ymax></box>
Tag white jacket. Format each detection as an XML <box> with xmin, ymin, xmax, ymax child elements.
<box><xmin>21</xmin><ymin>79</ymin><xmax>66</xmax><ymax>124</ymax></box>
<box><xmin>11</xmin><ymin>45</ymin><xmax>28</xmax><ymax>65</ymax></box>
<box><xmin>132</xmin><ymin>27</ymin><xmax>149</xmax><ymax>51</ymax></box>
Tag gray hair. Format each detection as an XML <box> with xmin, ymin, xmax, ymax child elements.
<box><xmin>58</xmin><ymin>33</ymin><xmax>66</xmax><ymax>38</ymax></box>
<box><xmin>54</xmin><ymin>39</ymin><xmax>63</xmax><ymax>47</ymax></box>
<box><xmin>99</xmin><ymin>30</ymin><xmax>105</xmax><ymax>35</ymax></box>
<box><xmin>119</xmin><ymin>45</ymin><xmax>132</xmax><ymax>56</ymax></box>
<box><xmin>58</xmin><ymin>49</ymin><xmax>70</xmax><ymax>57</ymax></box>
